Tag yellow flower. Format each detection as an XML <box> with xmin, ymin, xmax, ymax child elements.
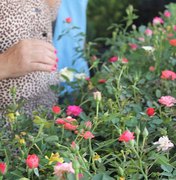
<box><xmin>15</xmin><ymin>135</ymin><xmax>20</xmax><ymax>140</ymax></box>
<box><xmin>92</xmin><ymin>153</ymin><xmax>100</xmax><ymax>161</ymax></box>
<box><xmin>19</xmin><ymin>138</ymin><xmax>26</xmax><ymax>145</ymax></box>
<box><xmin>119</xmin><ymin>177</ymin><xmax>125</xmax><ymax>180</ymax></box>
<box><xmin>7</xmin><ymin>113</ymin><xmax>15</xmax><ymax>123</ymax></box>
<box><xmin>20</xmin><ymin>132</ymin><xmax>27</xmax><ymax>136</ymax></box>
<box><xmin>166</xmin><ymin>26</ymin><xmax>171</xmax><ymax>31</ymax></box>
<box><xmin>45</xmin><ymin>153</ymin><xmax>64</xmax><ymax>165</ymax></box>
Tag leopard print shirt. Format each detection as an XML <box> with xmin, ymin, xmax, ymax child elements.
<box><xmin>0</xmin><ymin>0</ymin><xmax>61</xmax><ymax>115</ymax></box>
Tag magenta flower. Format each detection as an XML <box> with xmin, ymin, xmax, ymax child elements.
<box><xmin>108</xmin><ymin>56</ymin><xmax>118</xmax><ymax>63</ymax></box>
<box><xmin>129</xmin><ymin>43</ymin><xmax>138</xmax><ymax>50</ymax></box>
<box><xmin>158</xmin><ymin>96</ymin><xmax>176</xmax><ymax>107</ymax></box>
<box><xmin>66</xmin><ymin>105</ymin><xmax>83</xmax><ymax>116</ymax></box>
<box><xmin>145</xmin><ymin>28</ymin><xmax>153</xmax><ymax>36</ymax></box>
<box><xmin>173</xmin><ymin>25</ymin><xmax>176</xmax><ymax>32</ymax></box>
<box><xmin>164</xmin><ymin>11</ymin><xmax>171</xmax><ymax>18</ymax></box>
<box><xmin>153</xmin><ymin>17</ymin><xmax>164</xmax><ymax>25</ymax></box>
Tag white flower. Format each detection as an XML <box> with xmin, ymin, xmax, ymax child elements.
<box><xmin>59</xmin><ymin>68</ymin><xmax>74</xmax><ymax>82</ymax></box>
<box><xmin>74</xmin><ymin>73</ymin><xmax>87</xmax><ymax>80</ymax></box>
<box><xmin>141</xmin><ymin>46</ymin><xmax>155</xmax><ymax>52</ymax></box>
<box><xmin>153</xmin><ymin>136</ymin><xmax>174</xmax><ymax>151</ymax></box>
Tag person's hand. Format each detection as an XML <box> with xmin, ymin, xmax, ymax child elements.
<box><xmin>1</xmin><ymin>39</ymin><xmax>58</xmax><ymax>79</ymax></box>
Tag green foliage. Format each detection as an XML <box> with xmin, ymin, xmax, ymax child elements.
<box><xmin>87</xmin><ymin>0</ymin><xmax>138</xmax><ymax>40</ymax></box>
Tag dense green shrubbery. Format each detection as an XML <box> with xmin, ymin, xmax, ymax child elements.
<box><xmin>87</xmin><ymin>0</ymin><xmax>138</xmax><ymax>40</ymax></box>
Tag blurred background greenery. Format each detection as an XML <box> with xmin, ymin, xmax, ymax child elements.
<box><xmin>87</xmin><ymin>0</ymin><xmax>176</xmax><ymax>41</ymax></box>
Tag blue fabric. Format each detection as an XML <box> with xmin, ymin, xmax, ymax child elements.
<box><xmin>53</xmin><ymin>0</ymin><xmax>89</xmax><ymax>76</ymax></box>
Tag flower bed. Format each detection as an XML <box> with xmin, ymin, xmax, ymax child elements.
<box><xmin>0</xmin><ymin>3</ymin><xmax>176</xmax><ymax>180</ymax></box>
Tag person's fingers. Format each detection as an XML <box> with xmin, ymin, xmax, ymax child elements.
<box><xmin>30</xmin><ymin>63</ymin><xmax>57</xmax><ymax>72</ymax></box>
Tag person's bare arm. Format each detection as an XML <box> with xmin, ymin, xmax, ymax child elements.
<box><xmin>0</xmin><ymin>39</ymin><xmax>58</xmax><ymax>80</ymax></box>
<box><xmin>46</xmin><ymin>0</ymin><xmax>56</xmax><ymax>7</ymax></box>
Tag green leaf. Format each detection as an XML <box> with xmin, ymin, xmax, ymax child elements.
<box><xmin>156</xmin><ymin>89</ymin><xmax>161</xmax><ymax>98</ymax></box>
<box><xmin>155</xmin><ymin>154</ymin><xmax>170</xmax><ymax>166</ymax></box>
<box><xmin>92</xmin><ymin>173</ymin><xmax>114</xmax><ymax>180</ymax></box>
<box><xmin>161</xmin><ymin>164</ymin><xmax>173</xmax><ymax>173</ymax></box>
<box><xmin>45</xmin><ymin>135</ymin><xmax>59</xmax><ymax>143</ymax></box>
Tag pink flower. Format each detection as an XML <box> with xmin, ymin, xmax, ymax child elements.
<box><xmin>91</xmin><ymin>55</ymin><xmax>98</xmax><ymax>61</ymax></box>
<box><xmin>84</xmin><ymin>121</ymin><xmax>92</xmax><ymax>130</ymax></box>
<box><xmin>138</xmin><ymin>37</ymin><xmax>145</xmax><ymax>42</ymax></box>
<box><xmin>146</xmin><ymin>107</ymin><xmax>155</xmax><ymax>117</ymax></box>
<box><xmin>153</xmin><ymin>17</ymin><xmax>164</xmax><ymax>25</ymax></box>
<box><xmin>56</xmin><ymin>116</ymin><xmax>77</xmax><ymax>125</ymax></box>
<box><xmin>173</xmin><ymin>25</ymin><xmax>176</xmax><ymax>32</ymax></box>
<box><xmin>66</xmin><ymin>105</ymin><xmax>83</xmax><ymax>116</ymax></box>
<box><xmin>164</xmin><ymin>11</ymin><xmax>171</xmax><ymax>18</ymax></box>
<box><xmin>149</xmin><ymin>66</ymin><xmax>155</xmax><ymax>72</ymax></box>
<box><xmin>52</xmin><ymin>105</ymin><xmax>61</xmax><ymax>114</ymax></box>
<box><xmin>145</xmin><ymin>28</ymin><xmax>153</xmax><ymax>36</ymax></box>
<box><xmin>26</xmin><ymin>154</ymin><xmax>39</xmax><ymax>169</ymax></box>
<box><xmin>66</xmin><ymin>17</ymin><xmax>72</xmax><ymax>23</ymax></box>
<box><xmin>158</xmin><ymin>96</ymin><xmax>176</xmax><ymax>107</ymax></box>
<box><xmin>85</xmin><ymin>77</ymin><xmax>90</xmax><ymax>81</ymax></box>
<box><xmin>82</xmin><ymin>131</ymin><xmax>95</xmax><ymax>139</ymax></box>
<box><xmin>161</xmin><ymin>70</ymin><xmax>176</xmax><ymax>80</ymax></box>
<box><xmin>0</xmin><ymin>162</ymin><xmax>6</xmax><ymax>175</ymax></box>
<box><xmin>122</xmin><ymin>57</ymin><xmax>129</xmax><ymax>64</ymax></box>
<box><xmin>129</xmin><ymin>43</ymin><xmax>138</xmax><ymax>50</ymax></box>
<box><xmin>79</xmin><ymin>173</ymin><xmax>84</xmax><ymax>179</ymax></box>
<box><xmin>54</xmin><ymin>162</ymin><xmax>75</xmax><ymax>179</ymax></box>
<box><xmin>118</xmin><ymin>130</ymin><xmax>135</xmax><ymax>142</ymax></box>
<box><xmin>64</xmin><ymin>123</ymin><xmax>78</xmax><ymax>131</ymax></box>
<box><xmin>71</xmin><ymin>141</ymin><xmax>76</xmax><ymax>149</ymax></box>
<box><xmin>108</xmin><ymin>56</ymin><xmax>118</xmax><ymax>63</ymax></box>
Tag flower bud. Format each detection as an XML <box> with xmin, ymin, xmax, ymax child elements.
<box><xmin>93</xmin><ymin>91</ymin><xmax>102</xmax><ymax>102</ymax></box>
<box><xmin>118</xmin><ymin>166</ymin><xmax>124</xmax><ymax>176</ymax></box>
<box><xmin>135</xmin><ymin>127</ymin><xmax>141</xmax><ymax>136</ymax></box>
<box><xmin>142</xmin><ymin>127</ymin><xmax>149</xmax><ymax>138</ymax></box>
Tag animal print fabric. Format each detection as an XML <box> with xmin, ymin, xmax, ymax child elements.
<box><xmin>0</xmin><ymin>0</ymin><xmax>61</xmax><ymax>116</ymax></box>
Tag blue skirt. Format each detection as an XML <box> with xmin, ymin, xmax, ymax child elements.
<box><xmin>53</xmin><ymin>0</ymin><xmax>89</xmax><ymax>76</ymax></box>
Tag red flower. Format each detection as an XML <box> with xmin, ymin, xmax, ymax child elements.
<box><xmin>82</xmin><ymin>131</ymin><xmax>95</xmax><ymax>139</ymax></box>
<box><xmin>66</xmin><ymin>17</ymin><xmax>72</xmax><ymax>23</ymax></box>
<box><xmin>118</xmin><ymin>130</ymin><xmax>135</xmax><ymax>142</ymax></box>
<box><xmin>56</xmin><ymin>118</ymin><xmax>65</xmax><ymax>125</ymax></box>
<box><xmin>0</xmin><ymin>162</ymin><xmax>6</xmax><ymax>175</ymax></box>
<box><xmin>66</xmin><ymin>105</ymin><xmax>83</xmax><ymax>117</ymax></box>
<box><xmin>169</xmin><ymin>39</ymin><xmax>176</xmax><ymax>46</ymax></box>
<box><xmin>98</xmin><ymin>79</ymin><xmax>107</xmax><ymax>84</ymax></box>
<box><xmin>26</xmin><ymin>154</ymin><xmax>39</xmax><ymax>169</ymax></box>
<box><xmin>64</xmin><ymin>123</ymin><xmax>78</xmax><ymax>131</ymax></box>
<box><xmin>108</xmin><ymin>56</ymin><xmax>118</xmax><ymax>63</ymax></box>
<box><xmin>52</xmin><ymin>106</ymin><xmax>61</xmax><ymax>114</ymax></box>
<box><xmin>122</xmin><ymin>57</ymin><xmax>129</xmax><ymax>64</ymax></box>
<box><xmin>149</xmin><ymin>66</ymin><xmax>155</xmax><ymax>72</ymax></box>
<box><xmin>146</xmin><ymin>107</ymin><xmax>155</xmax><ymax>117</ymax></box>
